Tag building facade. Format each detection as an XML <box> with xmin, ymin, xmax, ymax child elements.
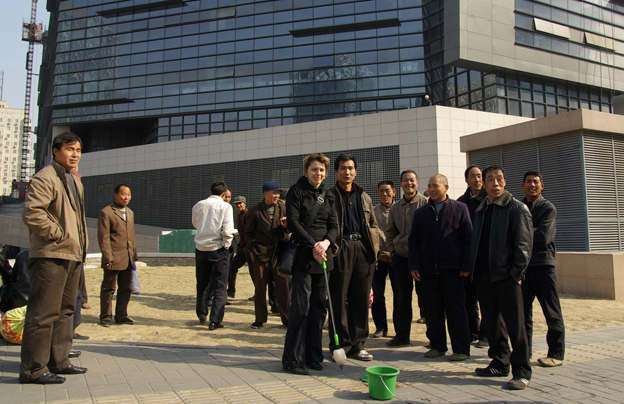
<box><xmin>35</xmin><ymin>0</ymin><xmax>623</xmax><ymax>237</ymax></box>
<box><xmin>0</xmin><ymin>101</ymin><xmax>25</xmax><ymax>197</ymax></box>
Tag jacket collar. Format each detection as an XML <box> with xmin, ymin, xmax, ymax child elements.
<box><xmin>110</xmin><ymin>203</ymin><xmax>128</xmax><ymax>221</ymax></box>
<box><xmin>51</xmin><ymin>160</ymin><xmax>79</xmax><ymax>211</ymax></box>
<box><xmin>462</xmin><ymin>186</ymin><xmax>487</xmax><ymax>202</ymax></box>
<box><xmin>427</xmin><ymin>195</ymin><xmax>449</xmax><ymax>207</ymax></box>
<box><xmin>520</xmin><ymin>194</ymin><xmax>544</xmax><ymax>211</ymax></box>
<box><xmin>335</xmin><ymin>181</ymin><xmax>364</xmax><ymax>195</ymax></box>
<box><xmin>476</xmin><ymin>190</ymin><xmax>513</xmax><ymax>212</ymax></box>
<box><xmin>400</xmin><ymin>191</ymin><xmax>423</xmax><ymax>206</ymax></box>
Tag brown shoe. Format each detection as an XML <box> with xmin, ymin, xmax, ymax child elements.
<box><xmin>81</xmin><ymin>303</ymin><xmax>91</xmax><ymax>309</ymax></box>
<box><xmin>538</xmin><ymin>357</ymin><xmax>563</xmax><ymax>367</ymax></box>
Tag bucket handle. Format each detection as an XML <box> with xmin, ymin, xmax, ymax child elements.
<box><xmin>378</xmin><ymin>374</ymin><xmax>395</xmax><ymax>398</ymax></box>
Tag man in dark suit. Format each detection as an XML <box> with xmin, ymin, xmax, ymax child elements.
<box><xmin>245</xmin><ymin>182</ymin><xmax>290</xmax><ymax>329</ymax></box>
<box><xmin>98</xmin><ymin>184</ymin><xmax>138</xmax><ymax>327</ymax></box>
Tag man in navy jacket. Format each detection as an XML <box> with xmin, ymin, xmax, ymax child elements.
<box><xmin>408</xmin><ymin>174</ymin><xmax>473</xmax><ymax>361</ymax></box>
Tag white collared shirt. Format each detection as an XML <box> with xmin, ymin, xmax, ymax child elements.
<box><xmin>192</xmin><ymin>195</ymin><xmax>235</xmax><ymax>251</ymax></box>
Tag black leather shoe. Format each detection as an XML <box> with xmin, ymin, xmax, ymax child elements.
<box><xmin>386</xmin><ymin>337</ymin><xmax>410</xmax><ymax>347</ymax></box>
<box><xmin>22</xmin><ymin>372</ymin><xmax>66</xmax><ymax>384</ymax></box>
<box><xmin>199</xmin><ymin>316</ymin><xmax>207</xmax><ymax>325</ymax></box>
<box><xmin>306</xmin><ymin>362</ymin><xmax>323</xmax><ymax>371</ymax></box>
<box><xmin>116</xmin><ymin>317</ymin><xmax>135</xmax><ymax>325</ymax></box>
<box><xmin>73</xmin><ymin>333</ymin><xmax>90</xmax><ymax>340</ymax></box>
<box><xmin>69</xmin><ymin>350</ymin><xmax>81</xmax><ymax>358</ymax></box>
<box><xmin>209</xmin><ymin>322</ymin><xmax>224</xmax><ymax>330</ymax></box>
<box><xmin>283</xmin><ymin>365</ymin><xmax>309</xmax><ymax>375</ymax></box>
<box><xmin>101</xmin><ymin>319</ymin><xmax>113</xmax><ymax>327</ymax></box>
<box><xmin>53</xmin><ymin>365</ymin><xmax>88</xmax><ymax>375</ymax></box>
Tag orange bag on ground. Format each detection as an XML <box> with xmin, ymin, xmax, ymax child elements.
<box><xmin>1</xmin><ymin>305</ymin><xmax>27</xmax><ymax>344</ymax></box>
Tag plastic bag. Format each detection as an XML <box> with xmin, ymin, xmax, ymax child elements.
<box><xmin>130</xmin><ymin>263</ymin><xmax>140</xmax><ymax>295</ymax></box>
<box><xmin>1</xmin><ymin>305</ymin><xmax>27</xmax><ymax>344</ymax></box>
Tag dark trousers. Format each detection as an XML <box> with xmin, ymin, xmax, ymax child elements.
<box><xmin>523</xmin><ymin>265</ymin><xmax>565</xmax><ymax>360</ymax></box>
<box><xmin>371</xmin><ymin>260</ymin><xmax>394</xmax><ymax>333</ymax></box>
<box><xmin>20</xmin><ymin>259</ymin><xmax>81</xmax><ymax>382</ymax></box>
<box><xmin>391</xmin><ymin>254</ymin><xmax>425</xmax><ymax>341</ymax></box>
<box><xmin>421</xmin><ymin>271</ymin><xmax>471</xmax><ymax>355</ymax></box>
<box><xmin>464</xmin><ymin>277</ymin><xmax>487</xmax><ymax>341</ymax></box>
<box><xmin>100</xmin><ymin>263</ymin><xmax>133</xmax><ymax>322</ymax></box>
<box><xmin>196</xmin><ymin>248</ymin><xmax>230</xmax><ymax>323</ymax></box>
<box><xmin>74</xmin><ymin>290</ymin><xmax>82</xmax><ymax>330</ymax></box>
<box><xmin>228</xmin><ymin>245</ymin><xmax>249</xmax><ymax>296</ymax></box>
<box><xmin>249</xmin><ymin>253</ymin><xmax>289</xmax><ymax>325</ymax></box>
<box><xmin>282</xmin><ymin>268</ymin><xmax>327</xmax><ymax>368</ymax></box>
<box><xmin>328</xmin><ymin>239</ymin><xmax>375</xmax><ymax>354</ymax></box>
<box><xmin>475</xmin><ymin>273</ymin><xmax>532</xmax><ymax>379</ymax></box>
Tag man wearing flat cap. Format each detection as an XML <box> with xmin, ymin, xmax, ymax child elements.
<box><xmin>228</xmin><ymin>196</ymin><xmax>251</xmax><ymax>298</ymax></box>
<box><xmin>245</xmin><ymin>182</ymin><xmax>291</xmax><ymax>329</ymax></box>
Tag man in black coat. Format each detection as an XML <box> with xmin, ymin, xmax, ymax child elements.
<box><xmin>470</xmin><ymin>165</ymin><xmax>533</xmax><ymax>390</ymax></box>
<box><xmin>521</xmin><ymin>170</ymin><xmax>565</xmax><ymax>367</ymax></box>
<box><xmin>457</xmin><ymin>165</ymin><xmax>488</xmax><ymax>348</ymax></box>
<box><xmin>409</xmin><ymin>174</ymin><xmax>472</xmax><ymax>361</ymax></box>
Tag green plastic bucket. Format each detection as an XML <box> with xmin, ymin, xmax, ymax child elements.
<box><xmin>365</xmin><ymin>366</ymin><xmax>400</xmax><ymax>400</ymax></box>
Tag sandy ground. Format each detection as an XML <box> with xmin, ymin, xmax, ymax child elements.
<box><xmin>77</xmin><ymin>264</ymin><xmax>624</xmax><ymax>350</ymax></box>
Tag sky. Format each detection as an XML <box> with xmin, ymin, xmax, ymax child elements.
<box><xmin>0</xmin><ymin>1</ymin><xmax>50</xmax><ymax>126</ymax></box>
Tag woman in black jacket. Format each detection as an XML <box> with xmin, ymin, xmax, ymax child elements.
<box><xmin>282</xmin><ymin>153</ymin><xmax>338</xmax><ymax>375</ymax></box>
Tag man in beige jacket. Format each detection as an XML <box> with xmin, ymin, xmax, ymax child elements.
<box><xmin>385</xmin><ymin>170</ymin><xmax>428</xmax><ymax>347</ymax></box>
<box><xmin>20</xmin><ymin>132</ymin><xmax>88</xmax><ymax>384</ymax></box>
<box><xmin>98</xmin><ymin>184</ymin><xmax>138</xmax><ymax>327</ymax></box>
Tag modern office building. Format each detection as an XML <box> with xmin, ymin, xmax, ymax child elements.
<box><xmin>35</xmin><ymin>0</ymin><xmax>623</xmax><ymax>247</ymax></box>
<box><xmin>0</xmin><ymin>101</ymin><xmax>26</xmax><ymax>196</ymax></box>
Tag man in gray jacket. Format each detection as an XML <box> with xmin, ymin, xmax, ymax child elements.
<box><xmin>384</xmin><ymin>170</ymin><xmax>427</xmax><ymax>347</ymax></box>
<box><xmin>521</xmin><ymin>170</ymin><xmax>565</xmax><ymax>367</ymax></box>
<box><xmin>20</xmin><ymin>132</ymin><xmax>88</xmax><ymax>384</ymax></box>
<box><xmin>470</xmin><ymin>165</ymin><xmax>533</xmax><ymax>390</ymax></box>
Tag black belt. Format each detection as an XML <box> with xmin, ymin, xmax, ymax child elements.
<box><xmin>343</xmin><ymin>233</ymin><xmax>362</xmax><ymax>241</ymax></box>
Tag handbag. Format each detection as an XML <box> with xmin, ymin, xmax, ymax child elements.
<box><xmin>276</xmin><ymin>190</ymin><xmax>327</xmax><ymax>278</ymax></box>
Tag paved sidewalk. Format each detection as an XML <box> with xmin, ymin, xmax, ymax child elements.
<box><xmin>1</xmin><ymin>326</ymin><xmax>623</xmax><ymax>403</ymax></box>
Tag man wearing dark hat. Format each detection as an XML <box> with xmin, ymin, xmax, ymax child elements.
<box><xmin>228</xmin><ymin>196</ymin><xmax>251</xmax><ymax>298</ymax></box>
<box><xmin>245</xmin><ymin>182</ymin><xmax>291</xmax><ymax>329</ymax></box>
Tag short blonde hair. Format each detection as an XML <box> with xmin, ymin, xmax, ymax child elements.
<box><xmin>303</xmin><ymin>153</ymin><xmax>330</xmax><ymax>173</ymax></box>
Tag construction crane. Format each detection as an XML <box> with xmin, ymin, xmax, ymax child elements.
<box><xmin>21</xmin><ymin>0</ymin><xmax>43</xmax><ymax>181</ymax></box>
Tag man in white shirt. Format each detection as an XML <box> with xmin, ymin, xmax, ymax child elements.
<box><xmin>192</xmin><ymin>180</ymin><xmax>235</xmax><ymax>330</ymax></box>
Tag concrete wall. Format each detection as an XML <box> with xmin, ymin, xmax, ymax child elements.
<box><xmin>557</xmin><ymin>252</ymin><xmax>624</xmax><ymax>301</ymax></box>
<box><xmin>444</xmin><ymin>0</ymin><xmax>624</xmax><ymax>92</ymax></box>
<box><xmin>77</xmin><ymin>106</ymin><xmax>530</xmax><ymax>199</ymax></box>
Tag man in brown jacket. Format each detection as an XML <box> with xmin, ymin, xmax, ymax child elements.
<box><xmin>20</xmin><ymin>132</ymin><xmax>88</xmax><ymax>384</ymax></box>
<box><xmin>245</xmin><ymin>182</ymin><xmax>290</xmax><ymax>329</ymax></box>
<box><xmin>385</xmin><ymin>170</ymin><xmax>428</xmax><ymax>347</ymax></box>
<box><xmin>98</xmin><ymin>184</ymin><xmax>138</xmax><ymax>327</ymax></box>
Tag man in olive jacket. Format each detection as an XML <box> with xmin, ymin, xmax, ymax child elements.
<box><xmin>384</xmin><ymin>170</ymin><xmax>427</xmax><ymax>347</ymax></box>
<box><xmin>20</xmin><ymin>132</ymin><xmax>88</xmax><ymax>384</ymax></box>
<box><xmin>98</xmin><ymin>184</ymin><xmax>138</xmax><ymax>327</ymax></box>
<box><xmin>521</xmin><ymin>170</ymin><xmax>565</xmax><ymax>368</ymax></box>
<box><xmin>470</xmin><ymin>165</ymin><xmax>533</xmax><ymax>391</ymax></box>
<box><xmin>328</xmin><ymin>154</ymin><xmax>380</xmax><ymax>361</ymax></box>
<box><xmin>245</xmin><ymin>182</ymin><xmax>290</xmax><ymax>329</ymax></box>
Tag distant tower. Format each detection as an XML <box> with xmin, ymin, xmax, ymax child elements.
<box><xmin>0</xmin><ymin>70</ymin><xmax>4</xmax><ymax>100</ymax></box>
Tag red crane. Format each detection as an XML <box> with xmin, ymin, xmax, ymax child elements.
<box><xmin>21</xmin><ymin>0</ymin><xmax>43</xmax><ymax>181</ymax></box>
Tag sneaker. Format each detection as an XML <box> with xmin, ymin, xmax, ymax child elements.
<box><xmin>475</xmin><ymin>365</ymin><xmax>510</xmax><ymax>377</ymax></box>
<box><xmin>371</xmin><ymin>329</ymin><xmax>388</xmax><ymax>338</ymax></box>
<box><xmin>449</xmin><ymin>353</ymin><xmax>470</xmax><ymax>361</ymax></box>
<box><xmin>538</xmin><ymin>357</ymin><xmax>563</xmax><ymax>367</ymax></box>
<box><xmin>348</xmin><ymin>349</ymin><xmax>373</xmax><ymax>361</ymax></box>
<box><xmin>251</xmin><ymin>322</ymin><xmax>264</xmax><ymax>329</ymax></box>
<box><xmin>424</xmin><ymin>349</ymin><xmax>446</xmax><ymax>358</ymax></box>
<box><xmin>508</xmin><ymin>377</ymin><xmax>530</xmax><ymax>390</ymax></box>
<box><xmin>475</xmin><ymin>338</ymin><xmax>489</xmax><ymax>348</ymax></box>
<box><xmin>416</xmin><ymin>317</ymin><xmax>426</xmax><ymax>324</ymax></box>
